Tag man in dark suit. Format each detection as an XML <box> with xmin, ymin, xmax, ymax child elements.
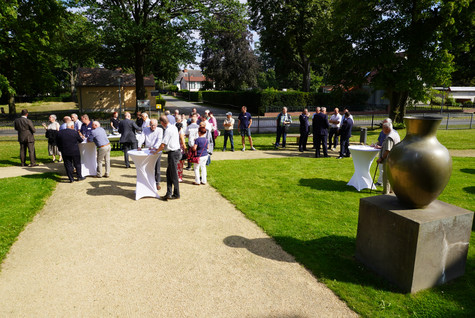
<box><xmin>338</xmin><ymin>112</ymin><xmax>354</xmax><ymax>159</ymax></box>
<box><xmin>56</xmin><ymin>121</ymin><xmax>84</xmax><ymax>182</ymax></box>
<box><xmin>313</xmin><ymin>107</ymin><xmax>330</xmax><ymax>158</ymax></box>
<box><xmin>119</xmin><ymin>111</ymin><xmax>142</xmax><ymax>168</ymax></box>
<box><xmin>14</xmin><ymin>109</ymin><xmax>37</xmax><ymax>167</ymax></box>
<box><xmin>298</xmin><ymin>108</ymin><xmax>310</xmax><ymax>152</ymax></box>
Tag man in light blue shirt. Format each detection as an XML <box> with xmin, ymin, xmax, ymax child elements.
<box><xmin>89</xmin><ymin>121</ymin><xmax>111</xmax><ymax>178</ymax></box>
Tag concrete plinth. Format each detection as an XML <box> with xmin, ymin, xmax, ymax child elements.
<box><xmin>355</xmin><ymin>195</ymin><xmax>473</xmax><ymax>293</ymax></box>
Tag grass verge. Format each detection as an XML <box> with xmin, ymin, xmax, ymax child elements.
<box><xmin>208</xmin><ymin>156</ymin><xmax>474</xmax><ymax>317</ymax></box>
<box><xmin>0</xmin><ymin>173</ymin><xmax>59</xmax><ymax>265</ymax></box>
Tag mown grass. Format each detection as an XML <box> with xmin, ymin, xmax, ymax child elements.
<box><xmin>208</xmin><ymin>156</ymin><xmax>474</xmax><ymax>317</ymax></box>
<box><xmin>213</xmin><ymin>128</ymin><xmax>475</xmax><ymax>151</ymax></box>
<box><xmin>0</xmin><ymin>173</ymin><xmax>58</xmax><ymax>264</ymax></box>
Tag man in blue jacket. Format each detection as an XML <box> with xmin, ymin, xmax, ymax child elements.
<box><xmin>56</xmin><ymin>122</ymin><xmax>84</xmax><ymax>182</ymax></box>
<box><xmin>337</xmin><ymin>112</ymin><xmax>354</xmax><ymax>159</ymax></box>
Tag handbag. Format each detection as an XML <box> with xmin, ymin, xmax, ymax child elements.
<box><xmin>190</xmin><ymin>140</ymin><xmax>207</xmax><ymax>164</ymax></box>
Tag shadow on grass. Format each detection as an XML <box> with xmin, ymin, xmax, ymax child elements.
<box><xmin>464</xmin><ymin>186</ymin><xmax>475</xmax><ymax>195</ymax></box>
<box><xmin>223</xmin><ymin>235</ymin><xmax>296</xmax><ymax>263</ymax></box>
<box><xmin>86</xmin><ymin>180</ymin><xmax>136</xmax><ymax>200</ymax></box>
<box><xmin>272</xmin><ymin>235</ymin><xmax>403</xmax><ymax>293</ymax></box>
<box><xmin>299</xmin><ymin>177</ymin><xmax>370</xmax><ymax>193</ymax></box>
<box><xmin>461</xmin><ymin>168</ymin><xmax>475</xmax><ymax>174</ymax></box>
<box><xmin>21</xmin><ymin>172</ymin><xmax>61</xmax><ymax>181</ymax></box>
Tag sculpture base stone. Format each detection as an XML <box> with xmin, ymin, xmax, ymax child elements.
<box><xmin>355</xmin><ymin>195</ymin><xmax>473</xmax><ymax>293</ymax></box>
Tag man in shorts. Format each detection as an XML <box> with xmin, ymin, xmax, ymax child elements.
<box><xmin>237</xmin><ymin>106</ymin><xmax>256</xmax><ymax>151</ymax></box>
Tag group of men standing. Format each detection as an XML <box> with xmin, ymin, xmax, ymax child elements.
<box><xmin>276</xmin><ymin>106</ymin><xmax>354</xmax><ymax>159</ymax></box>
<box><xmin>14</xmin><ymin>109</ymin><xmax>113</xmax><ymax>182</ymax></box>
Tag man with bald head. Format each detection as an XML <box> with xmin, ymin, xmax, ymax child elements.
<box><xmin>89</xmin><ymin>121</ymin><xmax>111</xmax><ymax>178</ymax></box>
<box><xmin>56</xmin><ymin>121</ymin><xmax>84</xmax><ymax>182</ymax></box>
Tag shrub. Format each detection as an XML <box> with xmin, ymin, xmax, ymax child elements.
<box><xmin>462</xmin><ymin>101</ymin><xmax>473</xmax><ymax>107</ymax></box>
<box><xmin>431</xmin><ymin>96</ymin><xmax>443</xmax><ymax>105</ymax></box>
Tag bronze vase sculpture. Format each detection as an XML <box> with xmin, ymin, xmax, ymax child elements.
<box><xmin>386</xmin><ymin>116</ymin><xmax>452</xmax><ymax>208</ymax></box>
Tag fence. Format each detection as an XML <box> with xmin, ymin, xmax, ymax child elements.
<box><xmin>1</xmin><ymin>112</ymin><xmax>473</xmax><ymax>135</ymax></box>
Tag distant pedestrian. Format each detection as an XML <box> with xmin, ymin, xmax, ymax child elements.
<box><xmin>89</xmin><ymin>121</ymin><xmax>111</xmax><ymax>178</ymax></box>
<box><xmin>328</xmin><ymin>108</ymin><xmax>342</xmax><ymax>151</ymax></box>
<box><xmin>238</xmin><ymin>106</ymin><xmax>256</xmax><ymax>151</ymax></box>
<box><xmin>110</xmin><ymin>111</ymin><xmax>120</xmax><ymax>133</ymax></box>
<box><xmin>42</xmin><ymin>114</ymin><xmax>62</xmax><ymax>162</ymax></box>
<box><xmin>192</xmin><ymin>126</ymin><xmax>209</xmax><ymax>185</ymax></box>
<box><xmin>275</xmin><ymin>107</ymin><xmax>292</xmax><ymax>148</ymax></box>
<box><xmin>298</xmin><ymin>109</ymin><xmax>310</xmax><ymax>152</ymax></box>
<box><xmin>337</xmin><ymin>112</ymin><xmax>354</xmax><ymax>159</ymax></box>
<box><xmin>13</xmin><ymin>109</ymin><xmax>37</xmax><ymax>167</ymax></box>
<box><xmin>223</xmin><ymin>112</ymin><xmax>235</xmax><ymax>152</ymax></box>
<box><xmin>56</xmin><ymin>121</ymin><xmax>84</xmax><ymax>183</ymax></box>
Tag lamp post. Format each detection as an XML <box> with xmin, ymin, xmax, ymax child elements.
<box><xmin>187</xmin><ymin>70</ymin><xmax>191</xmax><ymax>100</ymax></box>
<box><xmin>118</xmin><ymin>76</ymin><xmax>123</xmax><ymax>117</ymax></box>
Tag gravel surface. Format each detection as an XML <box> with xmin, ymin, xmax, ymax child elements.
<box><xmin>0</xmin><ymin>156</ymin><xmax>357</xmax><ymax>317</ymax></box>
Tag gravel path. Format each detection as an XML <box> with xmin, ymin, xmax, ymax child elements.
<box><xmin>0</xmin><ymin>156</ymin><xmax>357</xmax><ymax>317</ymax></box>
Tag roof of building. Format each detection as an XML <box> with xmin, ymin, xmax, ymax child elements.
<box><xmin>77</xmin><ymin>68</ymin><xmax>155</xmax><ymax>87</ymax></box>
<box><xmin>433</xmin><ymin>86</ymin><xmax>475</xmax><ymax>92</ymax></box>
<box><xmin>174</xmin><ymin>69</ymin><xmax>208</xmax><ymax>84</ymax></box>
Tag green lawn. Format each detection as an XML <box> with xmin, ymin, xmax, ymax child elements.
<box><xmin>208</xmin><ymin>156</ymin><xmax>474</xmax><ymax>317</ymax></box>
<box><xmin>213</xmin><ymin>128</ymin><xmax>475</xmax><ymax>151</ymax></box>
<box><xmin>0</xmin><ymin>173</ymin><xmax>58</xmax><ymax>264</ymax></box>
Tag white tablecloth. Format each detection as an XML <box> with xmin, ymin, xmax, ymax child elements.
<box><xmin>347</xmin><ymin>145</ymin><xmax>380</xmax><ymax>191</ymax></box>
<box><xmin>128</xmin><ymin>149</ymin><xmax>160</xmax><ymax>200</ymax></box>
<box><xmin>79</xmin><ymin>142</ymin><xmax>97</xmax><ymax>177</ymax></box>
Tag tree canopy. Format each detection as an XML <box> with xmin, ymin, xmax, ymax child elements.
<box><xmin>200</xmin><ymin>0</ymin><xmax>259</xmax><ymax>90</ymax></box>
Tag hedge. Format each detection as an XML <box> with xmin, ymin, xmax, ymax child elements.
<box><xmin>200</xmin><ymin>89</ymin><xmax>370</xmax><ymax>115</ymax></box>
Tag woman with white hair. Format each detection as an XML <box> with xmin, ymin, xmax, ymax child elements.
<box><xmin>141</xmin><ymin>112</ymin><xmax>151</xmax><ymax>130</ymax></box>
<box><xmin>42</xmin><ymin>114</ymin><xmax>62</xmax><ymax>162</ymax></box>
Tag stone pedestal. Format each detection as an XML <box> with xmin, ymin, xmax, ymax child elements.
<box><xmin>355</xmin><ymin>195</ymin><xmax>473</xmax><ymax>293</ymax></box>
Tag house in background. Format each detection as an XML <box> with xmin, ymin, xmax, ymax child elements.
<box><xmin>174</xmin><ymin>69</ymin><xmax>210</xmax><ymax>91</ymax></box>
<box><xmin>77</xmin><ymin>68</ymin><xmax>156</xmax><ymax>112</ymax></box>
<box><xmin>433</xmin><ymin>87</ymin><xmax>475</xmax><ymax>103</ymax></box>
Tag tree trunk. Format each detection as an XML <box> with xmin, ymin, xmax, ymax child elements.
<box><xmin>70</xmin><ymin>68</ymin><xmax>77</xmax><ymax>103</ymax></box>
<box><xmin>301</xmin><ymin>57</ymin><xmax>311</xmax><ymax>92</ymax></box>
<box><xmin>388</xmin><ymin>90</ymin><xmax>409</xmax><ymax>123</ymax></box>
<box><xmin>134</xmin><ymin>45</ymin><xmax>147</xmax><ymax>113</ymax></box>
<box><xmin>8</xmin><ymin>92</ymin><xmax>16</xmax><ymax>119</ymax></box>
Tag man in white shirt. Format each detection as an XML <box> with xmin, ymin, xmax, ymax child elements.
<box><xmin>138</xmin><ymin>119</ymin><xmax>163</xmax><ymax>190</ymax></box>
<box><xmin>155</xmin><ymin>115</ymin><xmax>181</xmax><ymax>200</ymax></box>
<box><xmin>328</xmin><ymin>108</ymin><xmax>342</xmax><ymax>151</ymax></box>
<box><xmin>185</xmin><ymin>115</ymin><xmax>199</xmax><ymax>170</ymax></box>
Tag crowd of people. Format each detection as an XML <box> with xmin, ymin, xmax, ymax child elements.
<box><xmin>13</xmin><ymin>104</ymin><xmax>399</xmax><ymax>196</ymax></box>
<box><xmin>276</xmin><ymin>106</ymin><xmax>355</xmax><ymax>159</ymax></box>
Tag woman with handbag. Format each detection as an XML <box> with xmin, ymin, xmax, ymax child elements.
<box><xmin>175</xmin><ymin>121</ymin><xmax>187</xmax><ymax>182</ymax></box>
<box><xmin>42</xmin><ymin>114</ymin><xmax>62</xmax><ymax>162</ymax></box>
<box><xmin>192</xmin><ymin>126</ymin><xmax>209</xmax><ymax>185</ymax></box>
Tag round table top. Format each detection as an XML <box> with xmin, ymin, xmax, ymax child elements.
<box><xmin>348</xmin><ymin>145</ymin><xmax>380</xmax><ymax>152</ymax></box>
<box><xmin>128</xmin><ymin>149</ymin><xmax>156</xmax><ymax>156</ymax></box>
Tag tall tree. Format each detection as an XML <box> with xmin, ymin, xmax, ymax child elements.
<box><xmin>55</xmin><ymin>12</ymin><xmax>102</xmax><ymax>102</ymax></box>
<box><xmin>449</xmin><ymin>0</ymin><xmax>475</xmax><ymax>86</ymax></box>
<box><xmin>248</xmin><ymin>0</ymin><xmax>332</xmax><ymax>92</ymax></box>
<box><xmin>200</xmin><ymin>1</ymin><xmax>259</xmax><ymax>90</ymax></box>
<box><xmin>80</xmin><ymin>0</ymin><xmax>214</xmax><ymax>110</ymax></box>
<box><xmin>331</xmin><ymin>0</ymin><xmax>469</xmax><ymax>122</ymax></box>
<box><xmin>0</xmin><ymin>0</ymin><xmax>66</xmax><ymax>116</ymax></box>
